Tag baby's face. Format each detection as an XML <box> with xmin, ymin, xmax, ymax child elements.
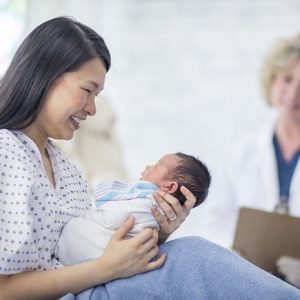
<box><xmin>140</xmin><ymin>154</ymin><xmax>180</xmax><ymax>187</ymax></box>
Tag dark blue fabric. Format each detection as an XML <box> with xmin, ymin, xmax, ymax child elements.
<box><xmin>60</xmin><ymin>237</ymin><xmax>300</xmax><ymax>300</ymax></box>
<box><xmin>273</xmin><ymin>135</ymin><xmax>300</xmax><ymax>198</ymax></box>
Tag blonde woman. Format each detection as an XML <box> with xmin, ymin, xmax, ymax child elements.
<box><xmin>203</xmin><ymin>34</ymin><xmax>300</xmax><ymax>288</ymax></box>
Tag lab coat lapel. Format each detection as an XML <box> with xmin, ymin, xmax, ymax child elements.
<box><xmin>289</xmin><ymin>156</ymin><xmax>300</xmax><ymax>214</ymax></box>
<box><xmin>259</xmin><ymin>119</ymin><xmax>279</xmax><ymax>210</ymax></box>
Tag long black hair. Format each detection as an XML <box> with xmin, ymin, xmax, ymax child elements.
<box><xmin>0</xmin><ymin>16</ymin><xmax>111</xmax><ymax>130</ymax></box>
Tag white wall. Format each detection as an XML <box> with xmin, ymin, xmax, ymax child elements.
<box><xmin>24</xmin><ymin>0</ymin><xmax>300</xmax><ymax>239</ymax></box>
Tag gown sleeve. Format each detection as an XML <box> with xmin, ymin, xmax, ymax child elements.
<box><xmin>0</xmin><ymin>144</ymin><xmax>41</xmax><ymax>273</ymax></box>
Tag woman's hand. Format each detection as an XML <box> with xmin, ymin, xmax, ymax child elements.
<box><xmin>152</xmin><ymin>186</ymin><xmax>196</xmax><ymax>244</ymax></box>
<box><xmin>98</xmin><ymin>216</ymin><xmax>166</xmax><ymax>282</ymax></box>
<box><xmin>0</xmin><ymin>217</ymin><xmax>166</xmax><ymax>300</ymax></box>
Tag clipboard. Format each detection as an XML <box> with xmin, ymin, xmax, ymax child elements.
<box><xmin>232</xmin><ymin>207</ymin><xmax>300</xmax><ymax>274</ymax></box>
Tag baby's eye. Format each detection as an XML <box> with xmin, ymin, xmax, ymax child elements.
<box><xmin>82</xmin><ymin>88</ymin><xmax>91</xmax><ymax>93</ymax></box>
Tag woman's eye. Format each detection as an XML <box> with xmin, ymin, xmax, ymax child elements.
<box><xmin>283</xmin><ymin>75</ymin><xmax>292</xmax><ymax>84</ymax></box>
<box><xmin>82</xmin><ymin>88</ymin><xmax>91</xmax><ymax>93</ymax></box>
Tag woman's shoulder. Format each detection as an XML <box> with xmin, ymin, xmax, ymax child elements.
<box><xmin>0</xmin><ymin>129</ymin><xmax>28</xmax><ymax>159</ymax></box>
<box><xmin>220</xmin><ymin>120</ymin><xmax>276</xmax><ymax>170</ymax></box>
<box><xmin>0</xmin><ymin>129</ymin><xmax>20</xmax><ymax>145</ymax></box>
<box><xmin>230</xmin><ymin>120</ymin><xmax>274</xmax><ymax>154</ymax></box>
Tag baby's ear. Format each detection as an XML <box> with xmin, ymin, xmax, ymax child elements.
<box><xmin>161</xmin><ymin>181</ymin><xmax>178</xmax><ymax>194</ymax></box>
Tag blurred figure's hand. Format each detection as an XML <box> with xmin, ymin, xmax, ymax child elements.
<box><xmin>276</xmin><ymin>256</ymin><xmax>300</xmax><ymax>288</ymax></box>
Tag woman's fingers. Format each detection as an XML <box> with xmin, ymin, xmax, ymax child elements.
<box><xmin>146</xmin><ymin>252</ymin><xmax>167</xmax><ymax>272</ymax></box>
<box><xmin>181</xmin><ymin>186</ymin><xmax>196</xmax><ymax>213</ymax></box>
<box><xmin>154</xmin><ymin>186</ymin><xmax>196</xmax><ymax>221</ymax></box>
<box><xmin>103</xmin><ymin>220</ymin><xmax>164</xmax><ymax>280</ymax></box>
<box><xmin>135</xmin><ymin>229</ymin><xmax>166</xmax><ymax>272</ymax></box>
<box><xmin>152</xmin><ymin>190</ymin><xmax>181</xmax><ymax>243</ymax></box>
<box><xmin>153</xmin><ymin>186</ymin><xmax>196</xmax><ymax>244</ymax></box>
<box><xmin>110</xmin><ymin>216</ymin><xmax>135</xmax><ymax>241</ymax></box>
<box><xmin>139</xmin><ymin>228</ymin><xmax>159</xmax><ymax>251</ymax></box>
<box><xmin>154</xmin><ymin>189</ymin><xmax>181</xmax><ymax>219</ymax></box>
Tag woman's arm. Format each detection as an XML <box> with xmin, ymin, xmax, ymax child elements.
<box><xmin>0</xmin><ymin>217</ymin><xmax>166</xmax><ymax>300</ymax></box>
<box><xmin>152</xmin><ymin>186</ymin><xmax>196</xmax><ymax>244</ymax></box>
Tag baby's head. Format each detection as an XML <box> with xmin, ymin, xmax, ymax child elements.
<box><xmin>140</xmin><ymin>152</ymin><xmax>211</xmax><ymax>208</ymax></box>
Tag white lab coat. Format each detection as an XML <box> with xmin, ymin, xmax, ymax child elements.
<box><xmin>201</xmin><ymin>117</ymin><xmax>300</xmax><ymax>249</ymax></box>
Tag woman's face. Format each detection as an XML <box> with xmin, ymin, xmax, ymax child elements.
<box><xmin>270</xmin><ymin>59</ymin><xmax>300</xmax><ymax>123</ymax></box>
<box><xmin>32</xmin><ymin>58</ymin><xmax>106</xmax><ymax>142</ymax></box>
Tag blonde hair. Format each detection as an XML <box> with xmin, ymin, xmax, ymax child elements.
<box><xmin>259</xmin><ymin>34</ymin><xmax>300</xmax><ymax>104</ymax></box>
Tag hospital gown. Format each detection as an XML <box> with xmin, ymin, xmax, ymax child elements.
<box><xmin>0</xmin><ymin>129</ymin><xmax>91</xmax><ymax>274</ymax></box>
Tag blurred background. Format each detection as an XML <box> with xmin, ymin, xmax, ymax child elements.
<box><xmin>1</xmin><ymin>0</ymin><xmax>300</xmax><ymax>239</ymax></box>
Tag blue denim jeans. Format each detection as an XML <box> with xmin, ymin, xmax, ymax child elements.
<box><xmin>61</xmin><ymin>236</ymin><xmax>300</xmax><ymax>300</ymax></box>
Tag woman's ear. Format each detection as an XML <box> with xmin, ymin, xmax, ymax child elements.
<box><xmin>161</xmin><ymin>181</ymin><xmax>178</xmax><ymax>194</ymax></box>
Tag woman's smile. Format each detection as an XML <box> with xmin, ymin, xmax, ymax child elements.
<box><xmin>27</xmin><ymin>58</ymin><xmax>106</xmax><ymax>146</ymax></box>
<box><xmin>70</xmin><ymin>115</ymin><xmax>84</xmax><ymax>130</ymax></box>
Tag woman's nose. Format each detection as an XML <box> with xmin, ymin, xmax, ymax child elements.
<box><xmin>84</xmin><ymin>96</ymin><xmax>97</xmax><ymax>116</ymax></box>
<box><xmin>288</xmin><ymin>83</ymin><xmax>300</xmax><ymax>102</ymax></box>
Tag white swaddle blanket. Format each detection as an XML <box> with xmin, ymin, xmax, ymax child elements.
<box><xmin>55</xmin><ymin>180</ymin><xmax>163</xmax><ymax>266</ymax></box>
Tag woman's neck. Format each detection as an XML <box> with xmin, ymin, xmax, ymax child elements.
<box><xmin>275</xmin><ymin>118</ymin><xmax>300</xmax><ymax>161</ymax></box>
<box><xmin>21</xmin><ymin>124</ymin><xmax>48</xmax><ymax>155</ymax></box>
<box><xmin>21</xmin><ymin>125</ymin><xmax>56</xmax><ymax>187</ymax></box>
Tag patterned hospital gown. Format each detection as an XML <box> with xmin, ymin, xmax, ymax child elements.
<box><xmin>0</xmin><ymin>129</ymin><xmax>92</xmax><ymax>274</ymax></box>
